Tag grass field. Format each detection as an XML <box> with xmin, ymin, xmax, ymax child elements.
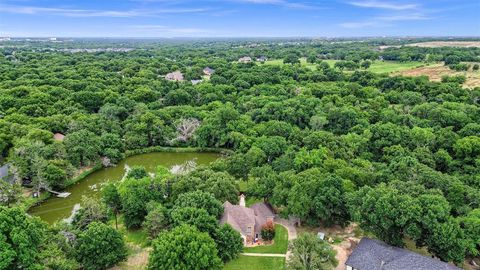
<box><xmin>367</xmin><ymin>61</ymin><xmax>427</xmax><ymax>73</ymax></box>
<box><xmin>243</xmin><ymin>224</ymin><xmax>288</xmax><ymax>254</ymax></box>
<box><xmin>223</xmin><ymin>255</ymin><xmax>285</xmax><ymax>270</ymax></box>
<box><xmin>260</xmin><ymin>58</ymin><xmax>425</xmax><ymax>74</ymax></box>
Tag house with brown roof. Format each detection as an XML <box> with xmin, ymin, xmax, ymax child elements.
<box><xmin>53</xmin><ymin>133</ymin><xmax>65</xmax><ymax>141</ymax></box>
<box><xmin>165</xmin><ymin>71</ymin><xmax>184</xmax><ymax>82</ymax></box>
<box><xmin>220</xmin><ymin>194</ymin><xmax>275</xmax><ymax>245</ymax></box>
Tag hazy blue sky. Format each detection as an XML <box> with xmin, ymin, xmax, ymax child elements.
<box><xmin>1</xmin><ymin>0</ymin><xmax>479</xmax><ymax>37</ymax></box>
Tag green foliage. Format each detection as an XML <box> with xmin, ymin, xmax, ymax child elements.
<box><xmin>64</xmin><ymin>130</ymin><xmax>101</xmax><ymax>167</ymax></box>
<box><xmin>171</xmin><ymin>207</ymin><xmax>218</xmax><ymax>236</ymax></box>
<box><xmin>75</xmin><ymin>222</ymin><xmax>127</xmax><ymax>270</ymax></box>
<box><xmin>214</xmin><ymin>224</ymin><xmax>244</xmax><ymax>262</ymax></box>
<box><xmin>0</xmin><ymin>181</ymin><xmax>22</xmax><ymax>206</ymax></box>
<box><xmin>173</xmin><ymin>190</ymin><xmax>223</xmax><ymax>218</ymax></box>
<box><xmin>147</xmin><ymin>225</ymin><xmax>222</xmax><ymax>270</ymax></box>
<box><xmin>286</xmin><ymin>233</ymin><xmax>338</xmax><ymax>270</ymax></box>
<box><xmin>118</xmin><ymin>177</ymin><xmax>164</xmax><ymax>228</ymax></box>
<box><xmin>1</xmin><ymin>39</ymin><xmax>480</xmax><ymax>265</ymax></box>
<box><xmin>0</xmin><ymin>207</ymin><xmax>47</xmax><ymax>269</ymax></box>
<box><xmin>142</xmin><ymin>202</ymin><xmax>169</xmax><ymax>239</ymax></box>
<box><xmin>126</xmin><ymin>165</ymin><xmax>148</xmax><ymax>179</ymax></box>
<box><xmin>72</xmin><ymin>196</ymin><xmax>108</xmax><ymax>230</ymax></box>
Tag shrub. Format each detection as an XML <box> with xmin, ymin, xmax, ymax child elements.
<box><xmin>261</xmin><ymin>220</ymin><xmax>276</xmax><ymax>241</ymax></box>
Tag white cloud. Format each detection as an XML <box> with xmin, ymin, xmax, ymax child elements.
<box><xmin>339</xmin><ymin>21</ymin><xmax>378</xmax><ymax>28</ymax></box>
<box><xmin>232</xmin><ymin>0</ymin><xmax>319</xmax><ymax>9</ymax></box>
<box><xmin>0</xmin><ymin>4</ymin><xmax>208</xmax><ymax>17</ymax></box>
<box><xmin>340</xmin><ymin>12</ymin><xmax>430</xmax><ymax>28</ymax></box>
<box><xmin>348</xmin><ymin>0</ymin><xmax>418</xmax><ymax>10</ymax></box>
<box><xmin>129</xmin><ymin>25</ymin><xmax>211</xmax><ymax>34</ymax></box>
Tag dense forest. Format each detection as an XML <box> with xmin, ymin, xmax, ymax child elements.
<box><xmin>0</xmin><ymin>38</ymin><xmax>479</xmax><ymax>269</ymax></box>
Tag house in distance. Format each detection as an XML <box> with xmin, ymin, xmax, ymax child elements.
<box><xmin>238</xmin><ymin>56</ymin><xmax>252</xmax><ymax>63</ymax></box>
<box><xmin>203</xmin><ymin>67</ymin><xmax>215</xmax><ymax>76</ymax></box>
<box><xmin>165</xmin><ymin>71</ymin><xmax>184</xmax><ymax>82</ymax></box>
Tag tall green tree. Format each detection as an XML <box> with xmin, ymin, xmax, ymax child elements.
<box><xmin>148</xmin><ymin>225</ymin><xmax>222</xmax><ymax>270</ymax></box>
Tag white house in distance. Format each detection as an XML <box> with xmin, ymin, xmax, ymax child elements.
<box><xmin>238</xmin><ymin>56</ymin><xmax>252</xmax><ymax>63</ymax></box>
<box><xmin>220</xmin><ymin>194</ymin><xmax>275</xmax><ymax>245</ymax></box>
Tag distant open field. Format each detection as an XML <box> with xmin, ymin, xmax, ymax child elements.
<box><xmin>406</xmin><ymin>41</ymin><xmax>480</xmax><ymax>48</ymax></box>
<box><xmin>395</xmin><ymin>63</ymin><xmax>480</xmax><ymax>88</ymax></box>
<box><xmin>261</xmin><ymin>58</ymin><xmax>425</xmax><ymax>73</ymax></box>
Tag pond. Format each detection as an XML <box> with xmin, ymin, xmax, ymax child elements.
<box><xmin>29</xmin><ymin>152</ymin><xmax>220</xmax><ymax>224</ymax></box>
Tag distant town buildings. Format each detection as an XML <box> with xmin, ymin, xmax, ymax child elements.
<box><xmin>165</xmin><ymin>71</ymin><xmax>184</xmax><ymax>82</ymax></box>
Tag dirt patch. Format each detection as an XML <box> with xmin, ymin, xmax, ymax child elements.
<box><xmin>110</xmin><ymin>245</ymin><xmax>150</xmax><ymax>270</ymax></box>
<box><xmin>406</xmin><ymin>41</ymin><xmax>480</xmax><ymax>48</ymax></box>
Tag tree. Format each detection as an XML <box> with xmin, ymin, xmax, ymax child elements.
<box><xmin>284</xmin><ymin>54</ymin><xmax>300</xmax><ymax>65</ymax></box>
<box><xmin>0</xmin><ymin>207</ymin><xmax>46</xmax><ymax>269</ymax></box>
<box><xmin>42</xmin><ymin>161</ymin><xmax>68</xmax><ymax>189</ymax></box>
<box><xmin>360</xmin><ymin>60</ymin><xmax>371</xmax><ymax>69</ymax></box>
<box><xmin>261</xmin><ymin>220</ymin><xmax>276</xmax><ymax>241</ymax></box>
<box><xmin>171</xmin><ymin>207</ymin><xmax>218</xmax><ymax>236</ymax></box>
<box><xmin>347</xmin><ymin>184</ymin><xmax>421</xmax><ymax>246</ymax></box>
<box><xmin>313</xmin><ymin>175</ymin><xmax>350</xmax><ymax>226</ymax></box>
<box><xmin>72</xmin><ymin>196</ymin><xmax>108</xmax><ymax>230</ymax></box>
<box><xmin>75</xmin><ymin>222</ymin><xmax>127</xmax><ymax>270</ymax></box>
<box><xmin>173</xmin><ymin>190</ymin><xmax>223</xmax><ymax>218</ymax></box>
<box><xmin>459</xmin><ymin>209</ymin><xmax>480</xmax><ymax>257</ymax></box>
<box><xmin>101</xmin><ymin>182</ymin><xmax>121</xmax><ymax>229</ymax></box>
<box><xmin>126</xmin><ymin>165</ymin><xmax>149</xmax><ymax>179</ymax></box>
<box><xmin>147</xmin><ymin>225</ymin><xmax>222</xmax><ymax>270</ymax></box>
<box><xmin>214</xmin><ymin>224</ymin><xmax>243</xmax><ymax>262</ymax></box>
<box><xmin>426</xmin><ymin>218</ymin><xmax>466</xmax><ymax>264</ymax></box>
<box><xmin>287</xmin><ymin>233</ymin><xmax>338</xmax><ymax>270</ymax></box>
<box><xmin>64</xmin><ymin>130</ymin><xmax>101</xmax><ymax>167</ymax></box>
<box><xmin>0</xmin><ymin>181</ymin><xmax>21</xmax><ymax>206</ymax></box>
<box><xmin>143</xmin><ymin>202</ymin><xmax>169</xmax><ymax>239</ymax></box>
<box><xmin>119</xmin><ymin>178</ymin><xmax>163</xmax><ymax>228</ymax></box>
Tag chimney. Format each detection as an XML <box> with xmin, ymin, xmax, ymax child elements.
<box><xmin>239</xmin><ymin>194</ymin><xmax>246</xmax><ymax>207</ymax></box>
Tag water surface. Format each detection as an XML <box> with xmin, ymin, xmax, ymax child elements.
<box><xmin>29</xmin><ymin>152</ymin><xmax>220</xmax><ymax>224</ymax></box>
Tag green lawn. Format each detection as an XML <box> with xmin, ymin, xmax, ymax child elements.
<box><xmin>223</xmin><ymin>255</ymin><xmax>285</xmax><ymax>270</ymax></box>
<box><xmin>244</xmin><ymin>224</ymin><xmax>288</xmax><ymax>254</ymax></box>
<box><xmin>367</xmin><ymin>61</ymin><xmax>427</xmax><ymax>73</ymax></box>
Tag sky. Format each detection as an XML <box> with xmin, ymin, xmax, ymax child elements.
<box><xmin>0</xmin><ymin>0</ymin><xmax>479</xmax><ymax>37</ymax></box>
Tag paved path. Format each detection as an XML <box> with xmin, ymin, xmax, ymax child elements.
<box><xmin>242</xmin><ymin>253</ymin><xmax>286</xmax><ymax>257</ymax></box>
<box><xmin>275</xmin><ymin>218</ymin><xmax>297</xmax><ymax>240</ymax></box>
